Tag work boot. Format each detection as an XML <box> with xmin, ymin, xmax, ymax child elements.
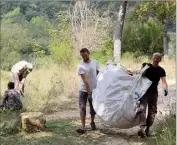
<box><xmin>76</xmin><ymin>127</ymin><xmax>86</xmax><ymax>134</ymax></box>
<box><xmin>90</xmin><ymin>122</ymin><xmax>96</xmax><ymax>130</ymax></box>
<box><xmin>145</xmin><ymin>127</ymin><xmax>151</xmax><ymax>137</ymax></box>
<box><xmin>138</xmin><ymin>126</ymin><xmax>146</xmax><ymax>138</ymax></box>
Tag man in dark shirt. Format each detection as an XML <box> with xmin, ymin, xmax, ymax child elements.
<box><xmin>137</xmin><ymin>52</ymin><xmax>168</xmax><ymax>137</ymax></box>
<box><xmin>0</xmin><ymin>82</ymin><xmax>23</xmax><ymax>111</ymax></box>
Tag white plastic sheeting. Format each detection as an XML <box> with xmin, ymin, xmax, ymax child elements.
<box><xmin>92</xmin><ymin>64</ymin><xmax>152</xmax><ymax>129</ymax></box>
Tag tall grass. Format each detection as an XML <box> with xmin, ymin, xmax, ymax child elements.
<box><xmin>0</xmin><ymin>56</ymin><xmax>176</xmax><ymax>145</ymax></box>
<box><xmin>0</xmin><ymin>57</ymin><xmax>80</xmax><ymax>113</ymax></box>
<box><xmin>0</xmin><ymin>56</ymin><xmax>175</xmax><ymax>113</ymax></box>
<box><xmin>146</xmin><ymin>115</ymin><xmax>176</xmax><ymax>145</ymax></box>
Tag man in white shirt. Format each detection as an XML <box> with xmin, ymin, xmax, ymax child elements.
<box><xmin>11</xmin><ymin>60</ymin><xmax>33</xmax><ymax>94</ymax></box>
<box><xmin>77</xmin><ymin>48</ymin><xmax>99</xmax><ymax>133</ymax></box>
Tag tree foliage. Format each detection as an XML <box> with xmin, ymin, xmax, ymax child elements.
<box><xmin>132</xmin><ymin>1</ymin><xmax>176</xmax><ymax>55</ymax></box>
<box><xmin>0</xmin><ymin>1</ymin><xmax>175</xmax><ymax>70</ymax></box>
<box><xmin>122</xmin><ymin>18</ymin><xmax>163</xmax><ymax>57</ymax></box>
<box><xmin>1</xmin><ymin>23</ymin><xmax>28</xmax><ymax>69</ymax></box>
<box><xmin>48</xmin><ymin>16</ymin><xmax>74</xmax><ymax>65</ymax></box>
<box><xmin>133</xmin><ymin>1</ymin><xmax>176</xmax><ymax>21</ymax></box>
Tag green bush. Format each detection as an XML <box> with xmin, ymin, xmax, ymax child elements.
<box><xmin>102</xmin><ymin>38</ymin><xmax>114</xmax><ymax>57</ymax></box>
<box><xmin>91</xmin><ymin>17</ymin><xmax>164</xmax><ymax>63</ymax></box>
<box><xmin>1</xmin><ymin>23</ymin><xmax>29</xmax><ymax>70</ymax></box>
<box><xmin>48</xmin><ymin>16</ymin><xmax>74</xmax><ymax>66</ymax></box>
<box><xmin>91</xmin><ymin>38</ymin><xmax>113</xmax><ymax>64</ymax></box>
<box><xmin>2</xmin><ymin>7</ymin><xmax>26</xmax><ymax>25</ymax></box>
<box><xmin>91</xmin><ymin>51</ymin><xmax>109</xmax><ymax>64</ymax></box>
<box><xmin>122</xmin><ymin>17</ymin><xmax>163</xmax><ymax>57</ymax></box>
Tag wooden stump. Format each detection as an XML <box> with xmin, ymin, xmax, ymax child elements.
<box><xmin>21</xmin><ymin>112</ymin><xmax>46</xmax><ymax>133</ymax></box>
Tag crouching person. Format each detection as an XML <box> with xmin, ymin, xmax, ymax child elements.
<box><xmin>0</xmin><ymin>82</ymin><xmax>23</xmax><ymax>111</ymax></box>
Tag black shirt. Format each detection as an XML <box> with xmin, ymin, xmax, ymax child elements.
<box><xmin>142</xmin><ymin>63</ymin><xmax>166</xmax><ymax>93</ymax></box>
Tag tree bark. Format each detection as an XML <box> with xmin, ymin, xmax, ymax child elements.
<box><xmin>21</xmin><ymin>112</ymin><xmax>46</xmax><ymax>133</ymax></box>
<box><xmin>162</xmin><ymin>16</ymin><xmax>168</xmax><ymax>56</ymax></box>
<box><xmin>114</xmin><ymin>1</ymin><xmax>127</xmax><ymax>65</ymax></box>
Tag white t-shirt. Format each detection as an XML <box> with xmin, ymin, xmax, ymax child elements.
<box><xmin>77</xmin><ymin>59</ymin><xmax>99</xmax><ymax>92</ymax></box>
<box><xmin>11</xmin><ymin>61</ymin><xmax>28</xmax><ymax>74</ymax></box>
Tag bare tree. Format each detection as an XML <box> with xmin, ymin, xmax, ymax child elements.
<box><xmin>68</xmin><ymin>1</ymin><xmax>111</xmax><ymax>51</ymax></box>
<box><xmin>114</xmin><ymin>1</ymin><xmax>127</xmax><ymax>64</ymax></box>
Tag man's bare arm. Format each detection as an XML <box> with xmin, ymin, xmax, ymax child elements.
<box><xmin>161</xmin><ymin>77</ymin><xmax>168</xmax><ymax>89</ymax></box>
<box><xmin>127</xmin><ymin>64</ymin><xmax>145</xmax><ymax>75</ymax></box>
<box><xmin>161</xmin><ymin>76</ymin><xmax>168</xmax><ymax>96</ymax></box>
<box><xmin>80</xmin><ymin>74</ymin><xmax>91</xmax><ymax>95</ymax></box>
<box><xmin>127</xmin><ymin>69</ymin><xmax>140</xmax><ymax>75</ymax></box>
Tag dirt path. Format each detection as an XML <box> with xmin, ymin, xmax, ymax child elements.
<box><xmin>46</xmin><ymin>83</ymin><xmax>176</xmax><ymax>145</ymax></box>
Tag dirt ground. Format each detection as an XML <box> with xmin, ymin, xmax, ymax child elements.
<box><xmin>45</xmin><ymin>81</ymin><xmax>176</xmax><ymax>145</ymax></box>
<box><xmin>0</xmin><ymin>84</ymin><xmax>175</xmax><ymax>145</ymax></box>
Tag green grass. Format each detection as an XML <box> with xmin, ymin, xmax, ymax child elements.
<box><xmin>0</xmin><ymin>111</ymin><xmax>176</xmax><ymax>145</ymax></box>
<box><xmin>145</xmin><ymin>115</ymin><xmax>176</xmax><ymax>145</ymax></box>
<box><xmin>0</xmin><ymin>111</ymin><xmax>22</xmax><ymax>136</ymax></box>
<box><xmin>0</xmin><ymin>116</ymin><xmax>104</xmax><ymax>145</ymax></box>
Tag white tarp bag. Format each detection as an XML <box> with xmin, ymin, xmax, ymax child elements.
<box><xmin>92</xmin><ymin>64</ymin><xmax>152</xmax><ymax>129</ymax></box>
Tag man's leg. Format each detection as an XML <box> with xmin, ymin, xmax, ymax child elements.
<box><xmin>77</xmin><ymin>91</ymin><xmax>87</xmax><ymax>133</ymax></box>
<box><xmin>146</xmin><ymin>93</ymin><xmax>158</xmax><ymax>136</ymax></box>
<box><xmin>88</xmin><ymin>94</ymin><xmax>96</xmax><ymax>130</ymax></box>
<box><xmin>20</xmin><ymin>83</ymin><xmax>25</xmax><ymax>97</ymax></box>
<box><xmin>21</xmin><ymin>83</ymin><xmax>25</xmax><ymax>93</ymax></box>
<box><xmin>138</xmin><ymin>95</ymin><xmax>148</xmax><ymax>137</ymax></box>
<box><xmin>19</xmin><ymin>74</ymin><xmax>25</xmax><ymax>94</ymax></box>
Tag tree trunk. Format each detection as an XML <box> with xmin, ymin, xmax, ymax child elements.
<box><xmin>21</xmin><ymin>112</ymin><xmax>46</xmax><ymax>133</ymax></box>
<box><xmin>114</xmin><ymin>1</ymin><xmax>127</xmax><ymax>65</ymax></box>
<box><xmin>162</xmin><ymin>16</ymin><xmax>168</xmax><ymax>56</ymax></box>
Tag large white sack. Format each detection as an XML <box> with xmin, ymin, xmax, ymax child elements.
<box><xmin>92</xmin><ymin>64</ymin><xmax>152</xmax><ymax>129</ymax></box>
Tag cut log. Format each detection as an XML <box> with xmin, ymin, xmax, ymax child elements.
<box><xmin>21</xmin><ymin>112</ymin><xmax>46</xmax><ymax>133</ymax></box>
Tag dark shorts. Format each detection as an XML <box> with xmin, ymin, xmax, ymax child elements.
<box><xmin>79</xmin><ymin>91</ymin><xmax>96</xmax><ymax>115</ymax></box>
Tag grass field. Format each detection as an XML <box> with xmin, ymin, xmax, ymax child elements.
<box><xmin>0</xmin><ymin>57</ymin><xmax>176</xmax><ymax>145</ymax></box>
